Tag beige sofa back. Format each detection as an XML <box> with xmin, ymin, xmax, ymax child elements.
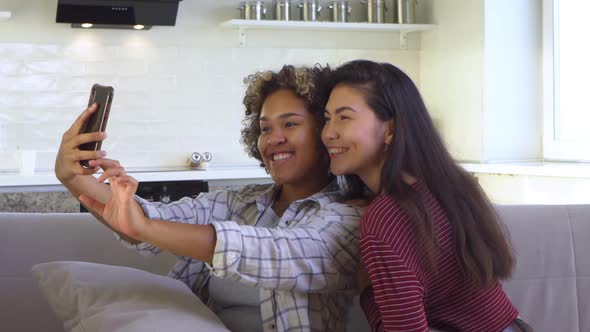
<box><xmin>498</xmin><ymin>205</ymin><xmax>590</xmax><ymax>332</ymax></box>
<box><xmin>0</xmin><ymin>205</ymin><xmax>589</xmax><ymax>332</ymax></box>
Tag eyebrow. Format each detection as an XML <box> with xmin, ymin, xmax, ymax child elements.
<box><xmin>260</xmin><ymin>112</ymin><xmax>305</xmax><ymax>122</ymax></box>
<box><xmin>324</xmin><ymin>106</ymin><xmax>358</xmax><ymax>114</ymax></box>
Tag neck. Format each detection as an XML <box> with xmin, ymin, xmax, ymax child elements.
<box><xmin>359</xmin><ymin>165</ymin><xmax>417</xmax><ymax>195</ymax></box>
<box><xmin>360</xmin><ymin>171</ymin><xmax>381</xmax><ymax>195</ymax></box>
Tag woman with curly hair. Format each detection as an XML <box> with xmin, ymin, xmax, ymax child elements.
<box><xmin>54</xmin><ymin>65</ymin><xmax>363</xmax><ymax>331</ymax></box>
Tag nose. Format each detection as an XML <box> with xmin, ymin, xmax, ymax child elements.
<box><xmin>322</xmin><ymin>121</ymin><xmax>338</xmax><ymax>142</ymax></box>
<box><xmin>266</xmin><ymin>130</ymin><xmax>286</xmax><ymax>145</ymax></box>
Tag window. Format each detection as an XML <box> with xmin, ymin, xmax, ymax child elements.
<box><xmin>543</xmin><ymin>0</ymin><xmax>590</xmax><ymax>161</ymax></box>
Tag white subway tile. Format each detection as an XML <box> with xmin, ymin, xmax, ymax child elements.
<box><xmin>0</xmin><ymin>151</ymin><xmax>19</xmax><ymax>171</ymax></box>
<box><xmin>0</xmin><ymin>76</ymin><xmax>58</xmax><ymax>91</ymax></box>
<box><xmin>110</xmin><ymin>92</ymin><xmax>152</xmax><ymax>109</ymax></box>
<box><xmin>62</xmin><ymin>45</ymin><xmax>118</xmax><ymax>62</ymax></box>
<box><xmin>0</xmin><ymin>43</ymin><xmax>60</xmax><ymax>60</ymax></box>
<box><xmin>30</xmin><ymin>92</ymin><xmax>87</xmax><ymax>109</ymax></box>
<box><xmin>116</xmin><ymin>46</ymin><xmax>179</xmax><ymax>60</ymax></box>
<box><xmin>56</xmin><ymin>76</ymin><xmax>103</xmax><ymax>91</ymax></box>
<box><xmin>0</xmin><ymin>60</ymin><xmax>24</xmax><ymax>75</ymax></box>
<box><xmin>85</xmin><ymin>61</ymin><xmax>147</xmax><ymax>76</ymax></box>
<box><xmin>105</xmin><ymin>135</ymin><xmax>177</xmax><ymax>153</ymax></box>
<box><xmin>24</xmin><ymin>60</ymin><xmax>85</xmax><ymax>75</ymax></box>
<box><xmin>6</xmin><ymin>123</ymin><xmax>63</xmax><ymax>151</ymax></box>
<box><xmin>0</xmin><ymin>93</ymin><xmax>30</xmax><ymax>108</ymax></box>
<box><xmin>35</xmin><ymin>151</ymin><xmax>58</xmax><ymax>172</ymax></box>
<box><xmin>116</xmin><ymin>75</ymin><xmax>177</xmax><ymax>92</ymax></box>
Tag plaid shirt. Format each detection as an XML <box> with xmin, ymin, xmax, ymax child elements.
<box><xmin>118</xmin><ymin>181</ymin><xmax>362</xmax><ymax>331</ymax></box>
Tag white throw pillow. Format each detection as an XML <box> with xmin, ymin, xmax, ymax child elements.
<box><xmin>32</xmin><ymin>261</ymin><xmax>229</xmax><ymax>332</ymax></box>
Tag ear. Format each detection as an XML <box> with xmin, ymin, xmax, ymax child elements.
<box><xmin>384</xmin><ymin>119</ymin><xmax>394</xmax><ymax>145</ymax></box>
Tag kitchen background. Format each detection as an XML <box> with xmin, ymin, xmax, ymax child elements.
<box><xmin>1</xmin><ymin>0</ymin><xmax>589</xmax><ymax>210</ymax></box>
<box><xmin>0</xmin><ymin>0</ymin><xmax>427</xmax><ymax>171</ymax></box>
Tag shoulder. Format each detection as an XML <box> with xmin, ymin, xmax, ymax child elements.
<box><xmin>364</xmin><ymin>195</ymin><xmax>405</xmax><ymax>220</ymax></box>
<box><xmin>194</xmin><ymin>183</ymin><xmax>273</xmax><ymax>207</ymax></box>
<box><xmin>235</xmin><ymin>183</ymin><xmax>274</xmax><ymax>200</ymax></box>
<box><xmin>322</xmin><ymin>201</ymin><xmax>365</xmax><ymax>218</ymax></box>
<box><xmin>209</xmin><ymin>183</ymin><xmax>274</xmax><ymax>203</ymax></box>
<box><xmin>361</xmin><ymin>195</ymin><xmax>410</xmax><ymax>235</ymax></box>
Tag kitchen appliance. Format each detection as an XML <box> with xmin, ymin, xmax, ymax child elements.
<box><xmin>56</xmin><ymin>0</ymin><xmax>183</xmax><ymax>29</ymax></box>
<box><xmin>273</xmin><ymin>0</ymin><xmax>292</xmax><ymax>21</ymax></box>
<box><xmin>328</xmin><ymin>1</ymin><xmax>351</xmax><ymax>23</ymax></box>
<box><xmin>393</xmin><ymin>0</ymin><xmax>416</xmax><ymax>24</ymax></box>
<box><xmin>362</xmin><ymin>0</ymin><xmax>387</xmax><ymax>23</ymax></box>
<box><xmin>238</xmin><ymin>1</ymin><xmax>267</xmax><ymax>20</ymax></box>
<box><xmin>80</xmin><ymin>180</ymin><xmax>209</xmax><ymax>211</ymax></box>
<box><xmin>298</xmin><ymin>0</ymin><xmax>321</xmax><ymax>22</ymax></box>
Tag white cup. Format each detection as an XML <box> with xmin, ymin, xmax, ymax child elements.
<box><xmin>18</xmin><ymin>150</ymin><xmax>36</xmax><ymax>176</ymax></box>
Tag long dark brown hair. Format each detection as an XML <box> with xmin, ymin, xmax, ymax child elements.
<box><xmin>331</xmin><ymin>60</ymin><xmax>514</xmax><ymax>287</ymax></box>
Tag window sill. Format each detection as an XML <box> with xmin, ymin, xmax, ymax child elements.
<box><xmin>460</xmin><ymin>162</ymin><xmax>590</xmax><ymax>178</ymax></box>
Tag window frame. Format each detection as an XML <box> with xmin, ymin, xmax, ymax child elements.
<box><xmin>543</xmin><ymin>0</ymin><xmax>590</xmax><ymax>161</ymax></box>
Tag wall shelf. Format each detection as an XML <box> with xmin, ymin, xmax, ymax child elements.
<box><xmin>0</xmin><ymin>11</ymin><xmax>11</xmax><ymax>21</ymax></box>
<box><xmin>221</xmin><ymin>19</ymin><xmax>436</xmax><ymax>48</ymax></box>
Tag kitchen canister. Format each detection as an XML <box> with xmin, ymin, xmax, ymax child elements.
<box><xmin>187</xmin><ymin>152</ymin><xmax>212</xmax><ymax>170</ymax></box>
<box><xmin>273</xmin><ymin>0</ymin><xmax>293</xmax><ymax>21</ymax></box>
<box><xmin>328</xmin><ymin>1</ymin><xmax>351</xmax><ymax>23</ymax></box>
<box><xmin>238</xmin><ymin>1</ymin><xmax>267</xmax><ymax>20</ymax></box>
<box><xmin>362</xmin><ymin>0</ymin><xmax>387</xmax><ymax>23</ymax></box>
<box><xmin>298</xmin><ymin>0</ymin><xmax>321</xmax><ymax>22</ymax></box>
<box><xmin>393</xmin><ymin>0</ymin><xmax>416</xmax><ymax>24</ymax></box>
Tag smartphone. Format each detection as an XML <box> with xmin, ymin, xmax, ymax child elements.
<box><xmin>79</xmin><ymin>84</ymin><xmax>114</xmax><ymax>168</ymax></box>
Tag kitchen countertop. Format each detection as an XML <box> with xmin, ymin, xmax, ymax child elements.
<box><xmin>3</xmin><ymin>162</ymin><xmax>589</xmax><ymax>191</ymax></box>
<box><xmin>0</xmin><ymin>165</ymin><xmax>271</xmax><ymax>191</ymax></box>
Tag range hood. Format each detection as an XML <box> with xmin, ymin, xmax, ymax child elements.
<box><xmin>56</xmin><ymin>0</ymin><xmax>182</xmax><ymax>30</ymax></box>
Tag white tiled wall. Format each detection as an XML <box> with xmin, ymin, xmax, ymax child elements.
<box><xmin>0</xmin><ymin>0</ymin><xmax>424</xmax><ymax>173</ymax></box>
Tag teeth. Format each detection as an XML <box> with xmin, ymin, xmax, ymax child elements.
<box><xmin>273</xmin><ymin>153</ymin><xmax>293</xmax><ymax>161</ymax></box>
<box><xmin>328</xmin><ymin>147</ymin><xmax>347</xmax><ymax>154</ymax></box>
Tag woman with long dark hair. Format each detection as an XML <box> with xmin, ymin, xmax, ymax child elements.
<box><xmin>322</xmin><ymin>60</ymin><xmax>533</xmax><ymax>331</ymax></box>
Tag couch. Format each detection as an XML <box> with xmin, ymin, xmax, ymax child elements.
<box><xmin>0</xmin><ymin>205</ymin><xmax>588</xmax><ymax>332</ymax></box>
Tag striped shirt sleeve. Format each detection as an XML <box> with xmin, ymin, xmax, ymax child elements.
<box><xmin>210</xmin><ymin>202</ymin><xmax>361</xmax><ymax>293</ymax></box>
<box><xmin>360</xmin><ymin>233</ymin><xmax>429</xmax><ymax>332</ymax></box>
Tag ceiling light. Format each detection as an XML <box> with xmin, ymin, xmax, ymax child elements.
<box><xmin>133</xmin><ymin>25</ymin><xmax>145</xmax><ymax>30</ymax></box>
<box><xmin>81</xmin><ymin>23</ymin><xmax>93</xmax><ymax>28</ymax></box>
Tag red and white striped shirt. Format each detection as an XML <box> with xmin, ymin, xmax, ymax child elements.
<box><xmin>359</xmin><ymin>183</ymin><xmax>518</xmax><ymax>332</ymax></box>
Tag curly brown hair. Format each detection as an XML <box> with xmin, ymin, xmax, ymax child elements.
<box><xmin>240</xmin><ymin>64</ymin><xmax>332</xmax><ymax>166</ymax></box>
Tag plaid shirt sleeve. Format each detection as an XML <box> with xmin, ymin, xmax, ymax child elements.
<box><xmin>116</xmin><ymin>190</ymin><xmax>234</xmax><ymax>255</ymax></box>
<box><xmin>209</xmin><ymin>202</ymin><xmax>362</xmax><ymax>293</ymax></box>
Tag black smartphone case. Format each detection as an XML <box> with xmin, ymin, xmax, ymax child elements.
<box><xmin>79</xmin><ymin>84</ymin><xmax>114</xmax><ymax>168</ymax></box>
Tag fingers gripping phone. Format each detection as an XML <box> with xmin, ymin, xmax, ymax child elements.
<box><xmin>79</xmin><ymin>84</ymin><xmax>114</xmax><ymax>168</ymax></box>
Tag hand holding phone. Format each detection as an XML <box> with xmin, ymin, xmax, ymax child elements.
<box><xmin>79</xmin><ymin>84</ymin><xmax>114</xmax><ymax>168</ymax></box>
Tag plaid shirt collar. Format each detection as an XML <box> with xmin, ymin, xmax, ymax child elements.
<box><xmin>242</xmin><ymin>178</ymin><xmax>341</xmax><ymax>212</ymax></box>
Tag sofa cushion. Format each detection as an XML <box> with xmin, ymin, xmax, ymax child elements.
<box><xmin>0</xmin><ymin>212</ymin><xmax>177</xmax><ymax>332</ymax></box>
<box><xmin>32</xmin><ymin>261</ymin><xmax>230</xmax><ymax>332</ymax></box>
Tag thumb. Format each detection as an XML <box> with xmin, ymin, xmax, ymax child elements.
<box><xmin>79</xmin><ymin>194</ymin><xmax>106</xmax><ymax>214</ymax></box>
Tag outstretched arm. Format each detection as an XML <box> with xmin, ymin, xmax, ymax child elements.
<box><xmin>79</xmin><ymin>169</ymin><xmax>218</xmax><ymax>264</ymax></box>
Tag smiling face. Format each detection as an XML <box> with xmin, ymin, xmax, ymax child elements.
<box><xmin>322</xmin><ymin>84</ymin><xmax>393</xmax><ymax>190</ymax></box>
<box><xmin>257</xmin><ymin>89</ymin><xmax>329</xmax><ymax>186</ymax></box>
